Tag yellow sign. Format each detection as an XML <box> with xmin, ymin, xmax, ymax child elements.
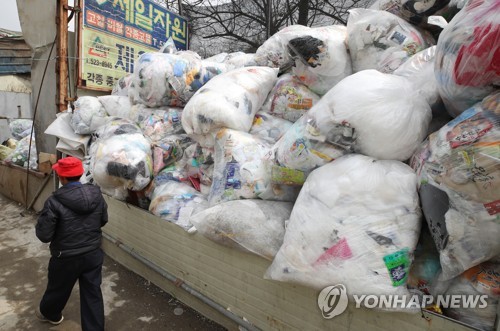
<box><xmin>80</xmin><ymin>27</ymin><xmax>155</xmax><ymax>90</ymax></box>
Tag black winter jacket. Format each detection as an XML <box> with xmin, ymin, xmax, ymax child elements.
<box><xmin>36</xmin><ymin>183</ymin><xmax>108</xmax><ymax>258</ymax></box>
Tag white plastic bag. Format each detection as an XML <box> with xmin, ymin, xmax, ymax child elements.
<box><xmin>89</xmin><ymin>123</ymin><xmax>152</xmax><ymax>200</ymax></box>
<box><xmin>274</xmin><ymin>69</ymin><xmax>431</xmax><ymax>171</ymax></box>
<box><xmin>190</xmin><ymin>200</ymin><xmax>293</xmax><ymax>260</ymax></box>
<box><xmin>411</xmin><ymin>92</ymin><xmax>500</xmax><ymax>280</ymax></box>
<box><xmin>260</xmin><ymin>73</ymin><xmax>320</xmax><ymax>122</ymax></box>
<box><xmin>434</xmin><ymin>0</ymin><xmax>499</xmax><ymax>117</ymax></box>
<box><xmin>347</xmin><ymin>8</ymin><xmax>433</xmax><ymax>73</ymax></box>
<box><xmin>111</xmin><ymin>74</ymin><xmax>132</xmax><ymax>96</ymax></box>
<box><xmin>255</xmin><ymin>25</ymin><xmax>312</xmax><ymax>70</ymax></box>
<box><xmin>70</xmin><ymin>96</ymin><xmax>107</xmax><ymax>134</ymax></box>
<box><xmin>149</xmin><ymin>180</ymin><xmax>209</xmax><ymax>231</ymax></box>
<box><xmin>128</xmin><ymin>51</ymin><xmax>224</xmax><ymax>108</ymax></box>
<box><xmin>266</xmin><ymin>154</ymin><xmax>422</xmax><ymax>305</ymax></box>
<box><xmin>97</xmin><ymin>95</ymin><xmax>132</xmax><ymax>119</ymax></box>
<box><xmin>9</xmin><ymin>119</ymin><xmax>33</xmax><ymax>140</ymax></box>
<box><xmin>249</xmin><ymin>111</ymin><xmax>292</xmax><ymax>144</ymax></box>
<box><xmin>128</xmin><ymin>104</ymin><xmax>184</xmax><ymax>142</ymax></box>
<box><xmin>289</xmin><ymin>25</ymin><xmax>352</xmax><ymax>95</ymax></box>
<box><xmin>182</xmin><ymin>66</ymin><xmax>278</xmax><ymax>135</ymax></box>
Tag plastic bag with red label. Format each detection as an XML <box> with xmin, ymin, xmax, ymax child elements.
<box><xmin>266</xmin><ymin>154</ymin><xmax>422</xmax><ymax>308</ymax></box>
<box><xmin>434</xmin><ymin>0</ymin><xmax>500</xmax><ymax>117</ymax></box>
<box><xmin>411</xmin><ymin>92</ymin><xmax>500</xmax><ymax>281</ymax></box>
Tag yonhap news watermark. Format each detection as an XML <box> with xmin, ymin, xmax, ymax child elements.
<box><xmin>318</xmin><ymin>284</ymin><xmax>490</xmax><ymax>319</ymax></box>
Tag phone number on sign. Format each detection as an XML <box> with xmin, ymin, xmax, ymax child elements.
<box><xmin>86</xmin><ymin>58</ymin><xmax>113</xmax><ymax>69</ymax></box>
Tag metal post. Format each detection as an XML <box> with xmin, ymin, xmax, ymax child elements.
<box><xmin>56</xmin><ymin>0</ymin><xmax>69</xmax><ymax>113</ymax></box>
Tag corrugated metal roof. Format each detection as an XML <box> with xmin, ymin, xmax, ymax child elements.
<box><xmin>0</xmin><ymin>36</ymin><xmax>31</xmax><ymax>75</ymax></box>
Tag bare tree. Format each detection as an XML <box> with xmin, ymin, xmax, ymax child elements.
<box><xmin>181</xmin><ymin>0</ymin><xmax>370</xmax><ymax>57</ymax></box>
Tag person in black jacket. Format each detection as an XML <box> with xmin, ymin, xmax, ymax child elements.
<box><xmin>35</xmin><ymin>156</ymin><xmax>107</xmax><ymax>331</ymax></box>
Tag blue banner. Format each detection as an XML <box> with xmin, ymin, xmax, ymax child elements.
<box><xmin>83</xmin><ymin>0</ymin><xmax>188</xmax><ymax>50</ymax></box>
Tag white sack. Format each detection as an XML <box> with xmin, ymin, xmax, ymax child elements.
<box><xmin>98</xmin><ymin>95</ymin><xmax>132</xmax><ymax>119</ymax></box>
<box><xmin>70</xmin><ymin>96</ymin><xmax>107</xmax><ymax>134</ymax></box>
<box><xmin>266</xmin><ymin>154</ymin><xmax>422</xmax><ymax>306</ymax></box>
<box><xmin>182</xmin><ymin>66</ymin><xmax>278</xmax><ymax>135</ymax></box>
<box><xmin>249</xmin><ymin>111</ymin><xmax>293</xmax><ymax>144</ymax></box>
<box><xmin>190</xmin><ymin>200</ymin><xmax>293</xmax><ymax>260</ymax></box>
<box><xmin>347</xmin><ymin>8</ymin><xmax>433</xmax><ymax>73</ymax></box>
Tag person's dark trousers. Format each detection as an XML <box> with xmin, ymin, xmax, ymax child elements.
<box><xmin>39</xmin><ymin>248</ymin><xmax>105</xmax><ymax>331</ymax></box>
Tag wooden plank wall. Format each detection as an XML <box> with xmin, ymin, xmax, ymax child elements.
<box><xmin>103</xmin><ymin>196</ymin><xmax>475</xmax><ymax>331</ymax></box>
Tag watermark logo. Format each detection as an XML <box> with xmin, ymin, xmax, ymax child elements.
<box><xmin>318</xmin><ymin>284</ymin><xmax>490</xmax><ymax>318</ymax></box>
<box><xmin>317</xmin><ymin>284</ymin><xmax>349</xmax><ymax>319</ymax></box>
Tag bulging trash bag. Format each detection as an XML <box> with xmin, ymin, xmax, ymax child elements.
<box><xmin>93</xmin><ymin>117</ymin><xmax>142</xmax><ymax>140</ymax></box>
<box><xmin>112</xmin><ymin>74</ymin><xmax>132</xmax><ymax>96</ymax></box>
<box><xmin>182</xmin><ymin>66</ymin><xmax>278</xmax><ymax>135</ymax></box>
<box><xmin>9</xmin><ymin>119</ymin><xmax>33</xmax><ymax>140</ymax></box>
<box><xmin>4</xmin><ymin>134</ymin><xmax>37</xmax><ymax>170</ymax></box>
<box><xmin>204</xmin><ymin>52</ymin><xmax>229</xmax><ymax>63</ymax></box>
<box><xmin>255</xmin><ymin>25</ymin><xmax>312</xmax><ymax>70</ymax></box>
<box><xmin>274</xmin><ymin>70</ymin><xmax>431</xmax><ymax>171</ymax></box>
<box><xmin>347</xmin><ymin>8</ymin><xmax>434</xmax><ymax>73</ymax></box>
<box><xmin>370</xmin><ymin>0</ymin><xmax>458</xmax><ymax>32</ymax></box>
<box><xmin>260</xmin><ymin>73</ymin><xmax>320</xmax><ymax>122</ymax></box>
<box><xmin>209</xmin><ymin>129</ymin><xmax>271</xmax><ymax>205</ymax></box>
<box><xmin>90</xmin><ymin>122</ymin><xmax>152</xmax><ymax>200</ymax></box>
<box><xmin>128</xmin><ymin>104</ymin><xmax>184</xmax><ymax>142</ymax></box>
<box><xmin>394</xmin><ymin>46</ymin><xmax>442</xmax><ymax>112</ymax></box>
<box><xmin>180</xmin><ymin>143</ymin><xmax>214</xmax><ymax>191</ymax></box>
<box><xmin>70</xmin><ymin>96</ymin><xmax>107</xmax><ymax>134</ymax></box>
<box><xmin>152</xmin><ymin>134</ymin><xmax>193</xmax><ymax>176</ymax></box>
<box><xmin>434</xmin><ymin>0</ymin><xmax>499</xmax><ymax>117</ymax></box>
<box><xmin>266</xmin><ymin>154</ymin><xmax>422</xmax><ymax>305</ymax></box>
<box><xmin>443</xmin><ymin>262</ymin><xmax>499</xmax><ymax>331</ymax></box>
<box><xmin>249</xmin><ymin>112</ymin><xmax>293</xmax><ymax>144</ymax></box>
<box><xmin>289</xmin><ymin>25</ymin><xmax>352</xmax><ymax>95</ymax></box>
<box><xmin>128</xmin><ymin>51</ymin><xmax>224</xmax><ymax>108</ymax></box>
<box><xmin>97</xmin><ymin>95</ymin><xmax>132</xmax><ymax>119</ymax></box>
<box><xmin>411</xmin><ymin>92</ymin><xmax>500</xmax><ymax>281</ymax></box>
<box><xmin>149</xmin><ymin>180</ymin><xmax>209</xmax><ymax>231</ymax></box>
<box><xmin>224</xmin><ymin>52</ymin><xmax>257</xmax><ymax>68</ymax></box>
<box><xmin>190</xmin><ymin>200</ymin><xmax>293</xmax><ymax>260</ymax></box>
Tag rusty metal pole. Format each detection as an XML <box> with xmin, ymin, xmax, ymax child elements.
<box><xmin>56</xmin><ymin>0</ymin><xmax>69</xmax><ymax>113</ymax></box>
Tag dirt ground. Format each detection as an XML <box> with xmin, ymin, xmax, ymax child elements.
<box><xmin>0</xmin><ymin>193</ymin><xmax>227</xmax><ymax>331</ymax></box>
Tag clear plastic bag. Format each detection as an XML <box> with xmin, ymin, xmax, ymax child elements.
<box><xmin>190</xmin><ymin>200</ymin><xmax>293</xmax><ymax>260</ymax></box>
<box><xmin>274</xmin><ymin>69</ymin><xmax>431</xmax><ymax>172</ymax></box>
<box><xmin>152</xmin><ymin>134</ymin><xmax>193</xmax><ymax>176</ymax></box>
<box><xmin>224</xmin><ymin>52</ymin><xmax>257</xmax><ymax>68</ymax></box>
<box><xmin>209</xmin><ymin>129</ymin><xmax>271</xmax><ymax>205</ymax></box>
<box><xmin>89</xmin><ymin>127</ymin><xmax>152</xmax><ymax>200</ymax></box>
<box><xmin>434</xmin><ymin>0</ymin><xmax>499</xmax><ymax>117</ymax></box>
<box><xmin>70</xmin><ymin>96</ymin><xmax>107</xmax><ymax>134</ymax></box>
<box><xmin>4</xmin><ymin>134</ymin><xmax>37</xmax><ymax>170</ymax></box>
<box><xmin>411</xmin><ymin>92</ymin><xmax>500</xmax><ymax>281</ymax></box>
<box><xmin>182</xmin><ymin>66</ymin><xmax>278</xmax><ymax>135</ymax></box>
<box><xmin>111</xmin><ymin>74</ymin><xmax>132</xmax><ymax>96</ymax></box>
<box><xmin>443</xmin><ymin>262</ymin><xmax>499</xmax><ymax>331</ymax></box>
<box><xmin>97</xmin><ymin>95</ymin><xmax>132</xmax><ymax>119</ymax></box>
<box><xmin>289</xmin><ymin>25</ymin><xmax>352</xmax><ymax>95</ymax></box>
<box><xmin>128</xmin><ymin>51</ymin><xmax>224</xmax><ymax>108</ymax></box>
<box><xmin>249</xmin><ymin>111</ymin><xmax>293</xmax><ymax>144</ymax></box>
<box><xmin>149</xmin><ymin>180</ymin><xmax>208</xmax><ymax>231</ymax></box>
<box><xmin>9</xmin><ymin>119</ymin><xmax>33</xmax><ymax>140</ymax></box>
<box><xmin>255</xmin><ymin>25</ymin><xmax>312</xmax><ymax>70</ymax></box>
<box><xmin>266</xmin><ymin>154</ymin><xmax>422</xmax><ymax>306</ymax></box>
<box><xmin>347</xmin><ymin>8</ymin><xmax>434</xmax><ymax>73</ymax></box>
<box><xmin>128</xmin><ymin>104</ymin><xmax>184</xmax><ymax>143</ymax></box>
<box><xmin>260</xmin><ymin>73</ymin><xmax>320</xmax><ymax>122</ymax></box>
